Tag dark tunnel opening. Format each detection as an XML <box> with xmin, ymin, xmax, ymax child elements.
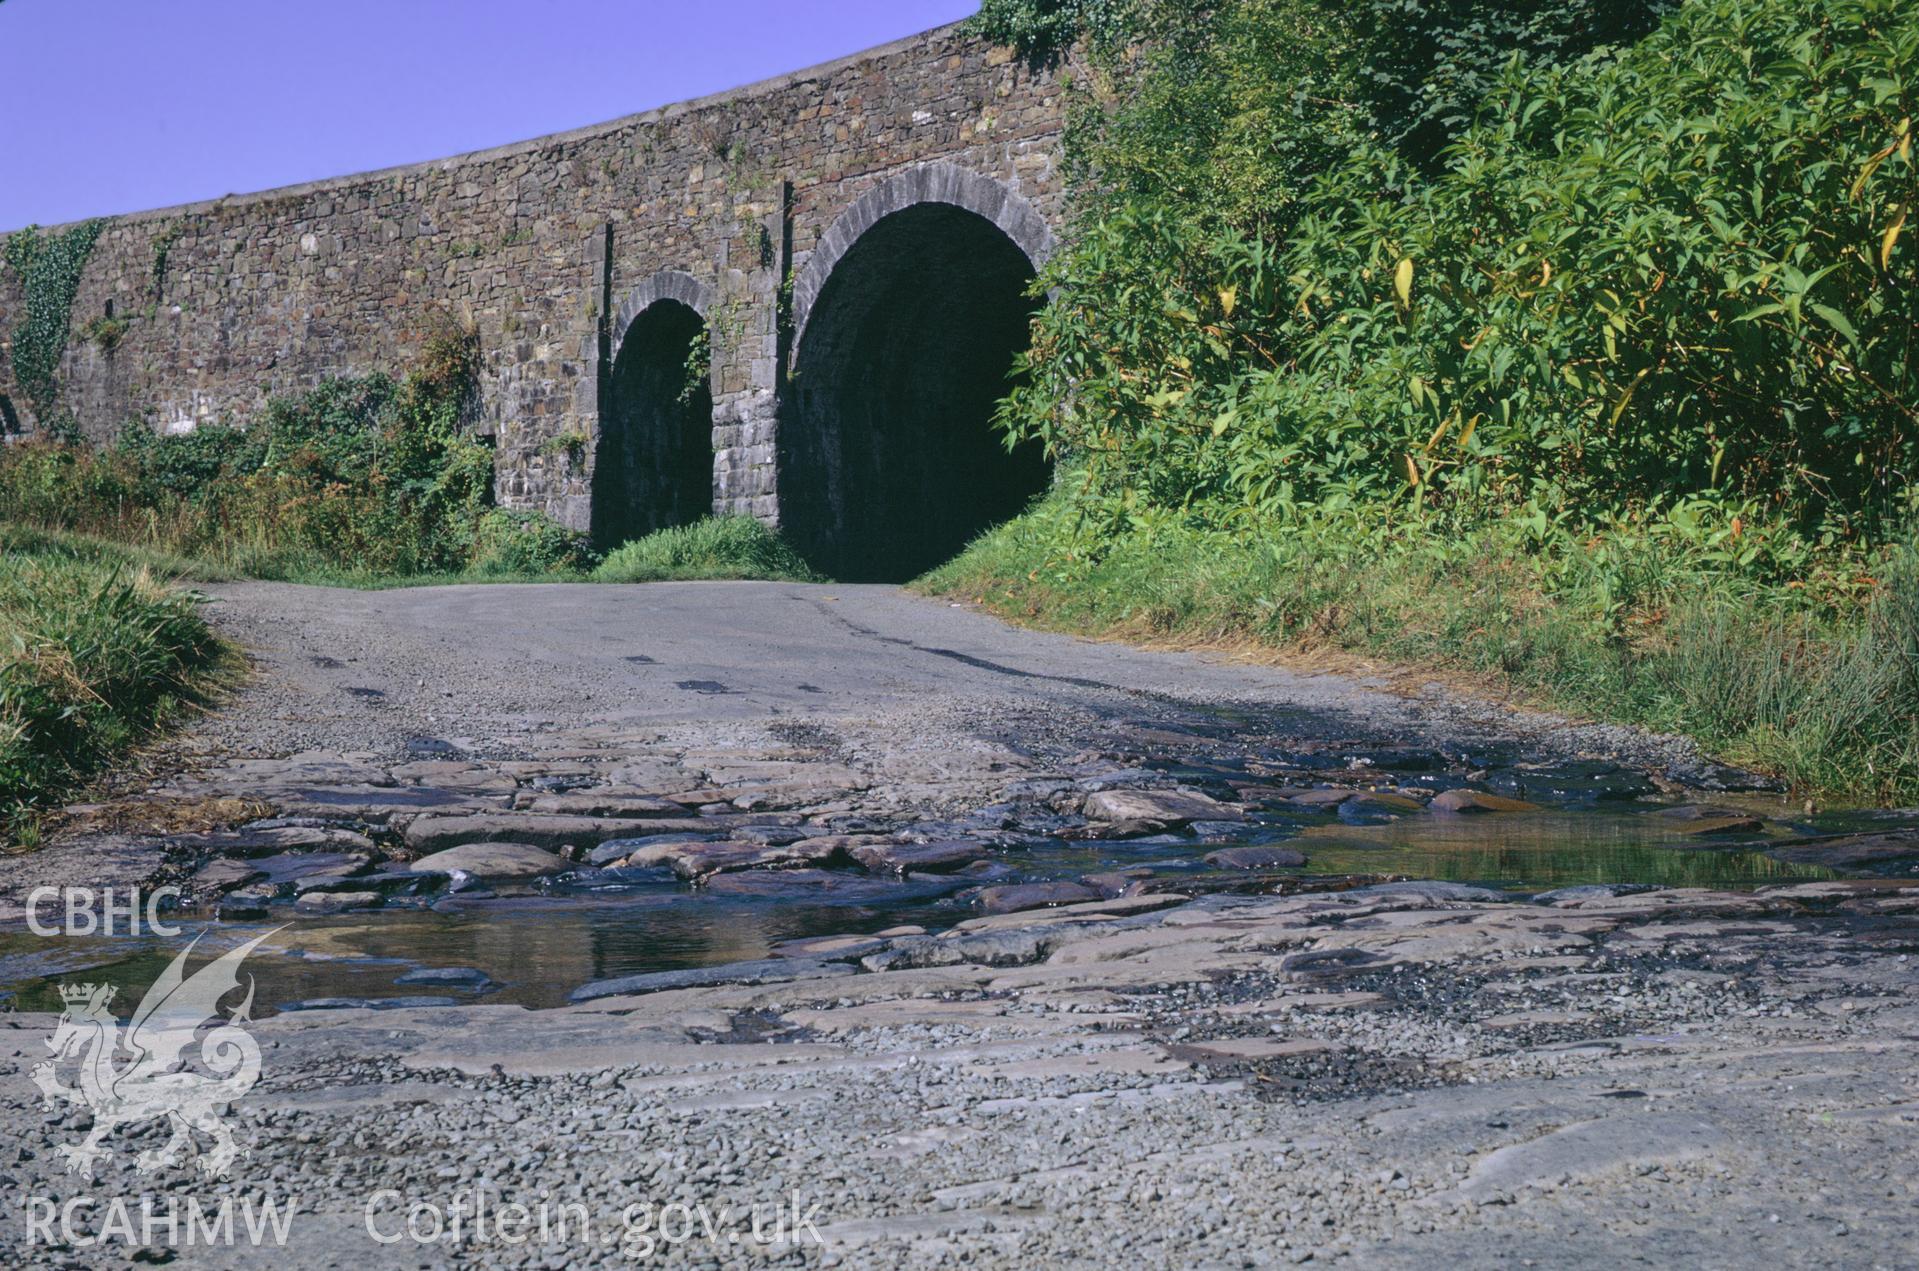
<box><xmin>782</xmin><ymin>202</ymin><xmax>1051</xmax><ymax>582</ymax></box>
<box><xmin>593</xmin><ymin>300</ymin><xmax>713</xmax><ymax>550</ymax></box>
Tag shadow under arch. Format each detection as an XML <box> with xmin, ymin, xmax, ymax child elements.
<box><xmin>594</xmin><ymin>272</ymin><xmax>715</xmax><ymax>550</ymax></box>
<box><xmin>782</xmin><ymin>165</ymin><xmax>1054</xmax><ymax>582</ymax></box>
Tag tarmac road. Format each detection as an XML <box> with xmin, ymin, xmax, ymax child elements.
<box><xmin>180</xmin><ymin>578</ymin><xmax>1702</xmax><ymax>772</ymax></box>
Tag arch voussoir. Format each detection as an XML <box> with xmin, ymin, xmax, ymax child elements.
<box><xmin>610</xmin><ymin>270</ymin><xmax>713</xmax><ymax>367</ymax></box>
<box><xmin>791</xmin><ymin>162</ymin><xmax>1054</xmax><ymax>350</ymax></box>
<box><xmin>780</xmin><ymin>188</ymin><xmax>1052</xmax><ymax>581</ymax></box>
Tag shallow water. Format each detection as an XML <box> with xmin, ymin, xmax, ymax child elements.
<box><xmin>1289</xmin><ymin>810</ymin><xmax>1830</xmax><ymax>890</ymax></box>
<box><xmin>0</xmin><ymin>801</ymin><xmax>1841</xmax><ymax>1014</ymax></box>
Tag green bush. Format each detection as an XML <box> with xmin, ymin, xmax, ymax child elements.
<box><xmin>593</xmin><ymin>517</ymin><xmax>822</xmax><ymax>584</ymax></box>
<box><xmin>470</xmin><ymin>509</ymin><xmax>593</xmax><ymax>577</ymax></box>
<box><xmin>0</xmin><ymin>320</ymin><xmax>505</xmax><ymax>580</ymax></box>
<box><xmin>969</xmin><ymin>0</ymin><xmax>1141</xmax><ymax>59</ymax></box>
<box><xmin>1000</xmin><ymin>0</ymin><xmax>1918</xmax><ymax>549</ymax></box>
<box><xmin>113</xmin><ymin>420</ymin><xmax>267</xmax><ymax>505</ymax></box>
<box><xmin>980</xmin><ymin>0</ymin><xmax>1668</xmax><ymax>235</ymax></box>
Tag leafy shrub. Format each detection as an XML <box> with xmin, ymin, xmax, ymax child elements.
<box><xmin>1348</xmin><ymin>0</ymin><xmax>1673</xmax><ymax>164</ymax></box>
<box><xmin>1004</xmin><ymin>0</ymin><xmax>1919</xmax><ymax>549</ymax></box>
<box><xmin>0</xmin><ymin>319</ymin><xmax>502</xmax><ymax>579</ymax></box>
<box><xmin>593</xmin><ymin>517</ymin><xmax>822</xmax><ymax>584</ymax></box>
<box><xmin>969</xmin><ymin>0</ymin><xmax>1141</xmax><ymax>59</ymax></box>
<box><xmin>470</xmin><ymin>509</ymin><xmax>593</xmax><ymax>577</ymax></box>
<box><xmin>113</xmin><ymin>421</ymin><xmax>266</xmax><ymax>505</ymax></box>
<box><xmin>980</xmin><ymin>0</ymin><xmax>1667</xmax><ymax>236</ymax></box>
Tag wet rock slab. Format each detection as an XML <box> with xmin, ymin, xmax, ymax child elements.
<box><xmin>616</xmin><ymin>837</ymin><xmax>849</xmax><ymax>880</ymax></box>
<box><xmin>512</xmin><ymin>792</ymin><xmax>694</xmax><ymax>817</ymax></box>
<box><xmin>1429</xmin><ymin>788</ymin><xmax>1542</xmax><ymax>815</ymax></box>
<box><xmin>175</xmin><ymin>824</ymin><xmax>379</xmax><ymax>857</ymax></box>
<box><xmin>584</xmin><ymin>832</ymin><xmax>715</xmax><ymax>867</ymax></box>
<box><xmin>1084</xmin><ymin>789</ymin><xmax>1246</xmax><ymax>826</ymax></box>
<box><xmin>1654</xmin><ymin>803</ymin><xmax>1768</xmax><ymax>835</ymax></box>
<box><xmin>408</xmin><ymin>843</ymin><xmax>571</xmax><ymax>878</ymax></box>
<box><xmin>569</xmin><ymin>956</ymin><xmax>854</xmax><ymax>1003</ymax></box>
<box><xmin>395</xmin><ymin>966</ymin><xmax>496</xmax><ymax>992</ymax></box>
<box><xmin>294</xmin><ymin>890</ymin><xmax>385</xmax><ymax>915</ymax></box>
<box><xmin>848</xmin><ymin>840</ymin><xmax>987</xmax><ymax>874</ymax></box>
<box><xmin>189</xmin><ymin>857</ymin><xmax>266</xmax><ymax>894</ymax></box>
<box><xmin>280</xmin><ymin>994</ymin><xmax>458</xmax><ymax>1012</ymax></box>
<box><xmin>973</xmin><ymin>881</ymin><xmax>1103</xmax><ymax>914</ymax></box>
<box><xmin>702</xmin><ymin>869</ymin><xmax>923</xmax><ymax>900</ymax></box>
<box><xmin>404</xmin><ymin>814</ymin><xmax>706</xmax><ymax>854</ymax></box>
<box><xmin>1766</xmin><ymin>829</ymin><xmax>1919</xmax><ymax>872</ymax></box>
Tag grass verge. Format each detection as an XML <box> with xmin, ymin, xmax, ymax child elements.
<box><xmin>593</xmin><ymin>516</ymin><xmax>822</xmax><ymax>584</ymax></box>
<box><xmin>0</xmin><ymin>512</ymin><xmax>825</xmax><ymax>591</ymax></box>
<box><xmin>1</xmin><ymin>527</ymin><xmax>228</xmax><ymax>843</ymax></box>
<box><xmin>919</xmin><ymin>501</ymin><xmax>1919</xmax><ymax>806</ymax></box>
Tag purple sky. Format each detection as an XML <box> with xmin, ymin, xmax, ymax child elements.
<box><xmin>0</xmin><ymin>0</ymin><xmax>980</xmax><ymax>230</ymax></box>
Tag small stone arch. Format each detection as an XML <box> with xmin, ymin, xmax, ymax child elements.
<box><xmin>610</xmin><ymin>269</ymin><xmax>713</xmax><ymax>367</ymax></box>
<box><xmin>791</xmin><ymin>162</ymin><xmax>1055</xmax><ymax>351</ymax></box>
<box><xmin>594</xmin><ymin>269</ymin><xmax>718</xmax><ymax>548</ymax></box>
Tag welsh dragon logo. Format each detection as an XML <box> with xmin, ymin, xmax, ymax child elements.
<box><xmin>31</xmin><ymin>931</ymin><xmax>279</xmax><ymax>1180</ymax></box>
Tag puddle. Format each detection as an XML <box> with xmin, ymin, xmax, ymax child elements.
<box><xmin>0</xmin><ymin>803</ymin><xmax>1836</xmax><ymax>1015</ymax></box>
<box><xmin>1290</xmin><ymin>811</ymin><xmax>1828</xmax><ymax>890</ymax></box>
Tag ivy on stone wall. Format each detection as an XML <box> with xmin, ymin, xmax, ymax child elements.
<box><xmin>150</xmin><ymin>221</ymin><xmax>186</xmax><ymax>300</ymax></box>
<box><xmin>2</xmin><ymin>219</ymin><xmax>107</xmax><ymax>428</ymax></box>
<box><xmin>679</xmin><ymin>328</ymin><xmax>711</xmax><ymax>406</ymax></box>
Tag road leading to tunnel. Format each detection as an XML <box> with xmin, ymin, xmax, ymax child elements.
<box><xmin>161</xmin><ymin>580</ymin><xmax>1701</xmax><ymax>773</ymax></box>
<box><xmin>2</xmin><ymin>576</ymin><xmax>1803</xmax><ymax>921</ymax></box>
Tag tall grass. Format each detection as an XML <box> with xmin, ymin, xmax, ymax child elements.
<box><xmin>0</xmin><ymin>527</ymin><xmax>226</xmax><ymax>839</ymax></box>
<box><xmin>922</xmin><ymin>502</ymin><xmax>1919</xmax><ymax>804</ymax></box>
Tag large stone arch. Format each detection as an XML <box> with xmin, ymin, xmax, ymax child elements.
<box><xmin>790</xmin><ymin>162</ymin><xmax>1055</xmax><ymax>353</ymax></box>
<box><xmin>594</xmin><ymin>269</ymin><xmax>717</xmax><ymax>549</ymax></box>
<box><xmin>781</xmin><ymin>164</ymin><xmax>1055</xmax><ymax>582</ymax></box>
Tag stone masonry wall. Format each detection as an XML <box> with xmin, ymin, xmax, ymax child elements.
<box><xmin>0</xmin><ymin>24</ymin><xmax>1068</xmax><ymax>530</ymax></box>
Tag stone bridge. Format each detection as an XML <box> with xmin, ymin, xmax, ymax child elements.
<box><xmin>0</xmin><ymin>23</ymin><xmax>1069</xmax><ymax>579</ymax></box>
